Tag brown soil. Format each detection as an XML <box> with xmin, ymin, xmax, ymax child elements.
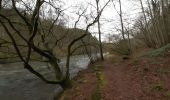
<box><xmin>60</xmin><ymin>52</ymin><xmax>170</xmax><ymax>100</ymax></box>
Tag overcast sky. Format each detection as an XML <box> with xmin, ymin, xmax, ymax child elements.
<box><xmin>60</xmin><ymin>0</ymin><xmax>145</xmax><ymax>41</ymax></box>
<box><xmin>15</xmin><ymin>0</ymin><xmax>146</xmax><ymax>41</ymax></box>
<box><xmin>17</xmin><ymin>0</ymin><xmax>146</xmax><ymax>41</ymax></box>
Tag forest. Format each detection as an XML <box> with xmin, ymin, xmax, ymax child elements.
<box><xmin>0</xmin><ymin>0</ymin><xmax>170</xmax><ymax>100</ymax></box>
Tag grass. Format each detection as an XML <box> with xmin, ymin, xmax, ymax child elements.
<box><xmin>144</xmin><ymin>44</ymin><xmax>170</xmax><ymax>57</ymax></box>
<box><xmin>91</xmin><ymin>87</ymin><xmax>101</xmax><ymax>100</ymax></box>
<box><xmin>148</xmin><ymin>83</ymin><xmax>163</xmax><ymax>92</ymax></box>
<box><xmin>165</xmin><ymin>90</ymin><xmax>170</xmax><ymax>100</ymax></box>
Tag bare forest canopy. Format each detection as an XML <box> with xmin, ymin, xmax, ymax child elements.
<box><xmin>0</xmin><ymin>8</ymin><xmax>99</xmax><ymax>62</ymax></box>
<box><xmin>104</xmin><ymin>0</ymin><xmax>170</xmax><ymax>56</ymax></box>
<box><xmin>132</xmin><ymin>0</ymin><xmax>170</xmax><ymax>48</ymax></box>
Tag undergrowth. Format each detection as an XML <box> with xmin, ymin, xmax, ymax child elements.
<box><xmin>144</xmin><ymin>44</ymin><xmax>170</xmax><ymax>57</ymax></box>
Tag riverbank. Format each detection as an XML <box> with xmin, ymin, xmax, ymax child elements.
<box><xmin>59</xmin><ymin>60</ymin><xmax>103</xmax><ymax>100</ymax></box>
<box><xmin>59</xmin><ymin>54</ymin><xmax>117</xmax><ymax>100</ymax></box>
<box><xmin>60</xmin><ymin>50</ymin><xmax>170</xmax><ymax>100</ymax></box>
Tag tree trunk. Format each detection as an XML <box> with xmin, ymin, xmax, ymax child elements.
<box><xmin>96</xmin><ymin>0</ymin><xmax>104</xmax><ymax>60</ymax></box>
<box><xmin>118</xmin><ymin>0</ymin><xmax>125</xmax><ymax>41</ymax></box>
<box><xmin>139</xmin><ymin>0</ymin><xmax>153</xmax><ymax>46</ymax></box>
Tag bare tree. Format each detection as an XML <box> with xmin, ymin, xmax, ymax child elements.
<box><xmin>0</xmin><ymin>0</ymin><xmax>110</xmax><ymax>88</ymax></box>
<box><xmin>118</xmin><ymin>0</ymin><xmax>125</xmax><ymax>40</ymax></box>
<box><xmin>0</xmin><ymin>0</ymin><xmax>69</xmax><ymax>87</ymax></box>
<box><xmin>95</xmin><ymin>0</ymin><xmax>111</xmax><ymax>60</ymax></box>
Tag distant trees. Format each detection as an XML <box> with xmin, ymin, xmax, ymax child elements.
<box><xmin>136</xmin><ymin>0</ymin><xmax>170</xmax><ymax>48</ymax></box>
<box><xmin>110</xmin><ymin>0</ymin><xmax>132</xmax><ymax>55</ymax></box>
<box><xmin>108</xmin><ymin>0</ymin><xmax>170</xmax><ymax>55</ymax></box>
<box><xmin>114</xmin><ymin>0</ymin><xmax>170</xmax><ymax>50</ymax></box>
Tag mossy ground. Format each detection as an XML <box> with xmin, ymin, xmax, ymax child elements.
<box><xmin>91</xmin><ymin>65</ymin><xmax>106</xmax><ymax>100</ymax></box>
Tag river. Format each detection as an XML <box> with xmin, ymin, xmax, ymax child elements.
<box><xmin>0</xmin><ymin>55</ymin><xmax>97</xmax><ymax>100</ymax></box>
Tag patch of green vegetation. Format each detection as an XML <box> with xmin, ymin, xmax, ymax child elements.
<box><xmin>91</xmin><ymin>87</ymin><xmax>101</xmax><ymax>100</ymax></box>
<box><xmin>59</xmin><ymin>94</ymin><xmax>66</xmax><ymax>100</ymax></box>
<box><xmin>156</xmin><ymin>68</ymin><xmax>170</xmax><ymax>76</ymax></box>
<box><xmin>96</xmin><ymin>71</ymin><xmax>106</xmax><ymax>88</ymax></box>
<box><xmin>91</xmin><ymin>65</ymin><xmax>106</xmax><ymax>100</ymax></box>
<box><xmin>164</xmin><ymin>90</ymin><xmax>170</xmax><ymax>100</ymax></box>
<box><xmin>144</xmin><ymin>44</ymin><xmax>170</xmax><ymax>57</ymax></box>
<box><xmin>149</xmin><ymin>84</ymin><xmax>163</xmax><ymax>92</ymax></box>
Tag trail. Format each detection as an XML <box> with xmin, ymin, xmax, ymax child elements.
<box><xmin>61</xmin><ymin>54</ymin><xmax>170</xmax><ymax>100</ymax></box>
<box><xmin>102</xmin><ymin>58</ymin><xmax>144</xmax><ymax>100</ymax></box>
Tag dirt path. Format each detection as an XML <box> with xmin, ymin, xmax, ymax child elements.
<box><xmin>61</xmin><ymin>54</ymin><xmax>170</xmax><ymax>100</ymax></box>
<box><xmin>102</xmin><ymin>59</ymin><xmax>144</xmax><ymax>100</ymax></box>
<box><xmin>101</xmin><ymin>55</ymin><xmax>170</xmax><ymax>100</ymax></box>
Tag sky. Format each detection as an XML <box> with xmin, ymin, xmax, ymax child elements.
<box><xmin>61</xmin><ymin>0</ymin><xmax>145</xmax><ymax>41</ymax></box>
<box><xmin>15</xmin><ymin>0</ymin><xmax>147</xmax><ymax>41</ymax></box>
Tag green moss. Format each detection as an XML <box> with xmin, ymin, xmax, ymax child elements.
<box><xmin>91</xmin><ymin>88</ymin><xmax>101</xmax><ymax>100</ymax></box>
<box><xmin>91</xmin><ymin>65</ymin><xmax>106</xmax><ymax>100</ymax></box>
<box><xmin>149</xmin><ymin>84</ymin><xmax>163</xmax><ymax>92</ymax></box>
<box><xmin>165</xmin><ymin>91</ymin><xmax>170</xmax><ymax>100</ymax></box>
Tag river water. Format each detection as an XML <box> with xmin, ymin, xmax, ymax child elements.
<box><xmin>0</xmin><ymin>55</ymin><xmax>96</xmax><ymax>100</ymax></box>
